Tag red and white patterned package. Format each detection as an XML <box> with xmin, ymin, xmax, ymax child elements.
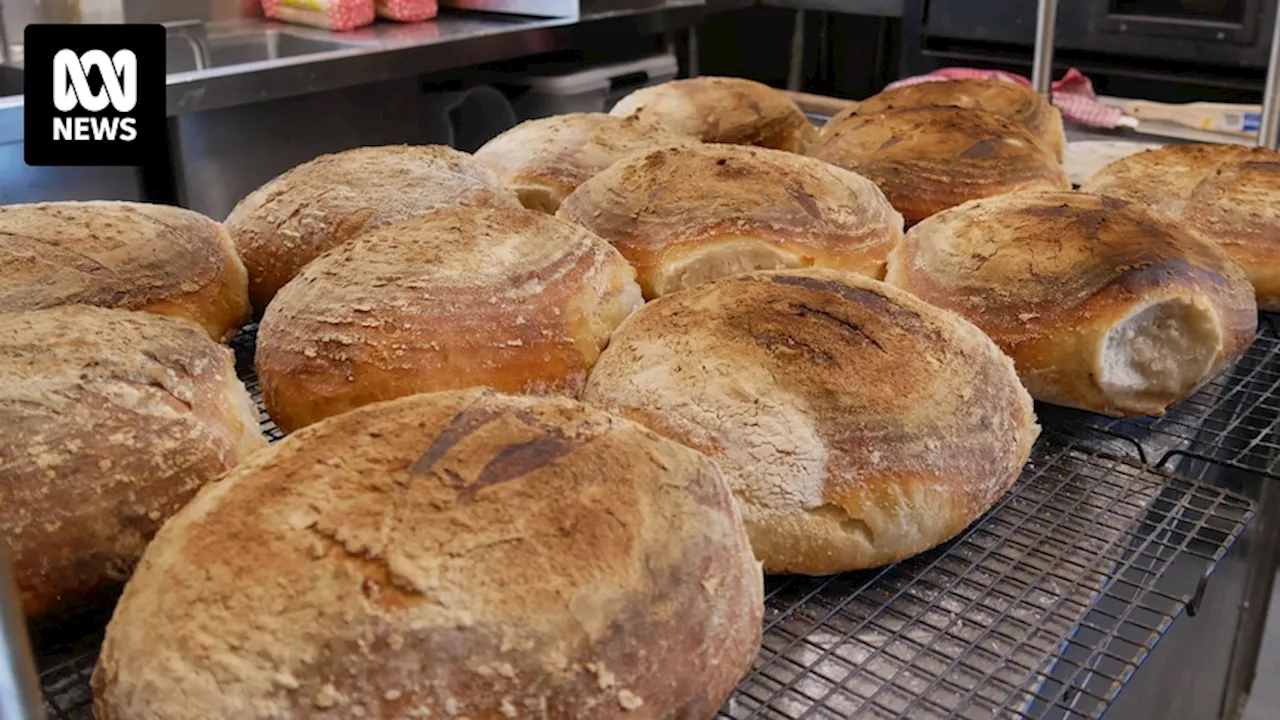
<box><xmin>377</xmin><ymin>0</ymin><xmax>438</xmax><ymax>21</ymax></box>
<box><xmin>262</xmin><ymin>0</ymin><xmax>375</xmax><ymax>31</ymax></box>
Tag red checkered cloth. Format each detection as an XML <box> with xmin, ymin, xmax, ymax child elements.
<box><xmin>377</xmin><ymin>0</ymin><xmax>438</xmax><ymax>21</ymax></box>
<box><xmin>885</xmin><ymin>67</ymin><xmax>1127</xmax><ymax>129</ymax></box>
<box><xmin>262</xmin><ymin>0</ymin><xmax>375</xmax><ymax>31</ymax></box>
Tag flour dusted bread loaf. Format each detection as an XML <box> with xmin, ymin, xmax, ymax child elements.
<box><xmin>92</xmin><ymin>389</ymin><xmax>763</xmax><ymax>720</ymax></box>
<box><xmin>822</xmin><ymin>79</ymin><xmax>1066</xmax><ymax>162</ymax></box>
<box><xmin>224</xmin><ymin>145</ymin><xmax>521</xmax><ymax>310</ymax></box>
<box><xmin>0</xmin><ymin>201</ymin><xmax>250</xmax><ymax>342</ymax></box>
<box><xmin>1082</xmin><ymin>143</ymin><xmax>1280</xmax><ymax>311</ymax></box>
<box><xmin>582</xmin><ymin>269</ymin><xmax>1039</xmax><ymax>575</ymax></box>
<box><xmin>886</xmin><ymin>191</ymin><xmax>1258</xmax><ymax>416</ymax></box>
<box><xmin>257</xmin><ymin>206</ymin><xmax>643</xmax><ymax>433</ymax></box>
<box><xmin>556</xmin><ymin>143</ymin><xmax>904</xmax><ymax>298</ymax></box>
<box><xmin>473</xmin><ymin>113</ymin><xmax>699</xmax><ymax>213</ymax></box>
<box><xmin>609</xmin><ymin>76</ymin><xmax>818</xmax><ymax>153</ymax></box>
<box><xmin>810</xmin><ymin>106</ymin><xmax>1070</xmax><ymax>226</ymax></box>
<box><xmin>0</xmin><ymin>305</ymin><xmax>266</xmax><ymax>621</ymax></box>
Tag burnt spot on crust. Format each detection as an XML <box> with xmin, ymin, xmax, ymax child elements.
<box><xmin>786</xmin><ymin>183</ymin><xmax>824</xmax><ymax>221</ymax></box>
<box><xmin>878</xmin><ymin>136</ymin><xmax>903</xmax><ymax>151</ymax></box>
<box><xmin>959</xmin><ymin>138</ymin><xmax>1001</xmax><ymax>160</ymax></box>
<box><xmin>788</xmin><ymin>303</ymin><xmax>886</xmax><ymax>352</ymax></box>
<box><xmin>456</xmin><ymin>429</ymin><xmax>584</xmax><ymax>504</ymax></box>
<box><xmin>410</xmin><ymin>401</ymin><xmax>504</xmax><ymax>475</ymax></box>
<box><xmin>412</xmin><ymin>397</ymin><xmax>607</xmax><ymax>504</ymax></box>
<box><xmin>1100</xmin><ymin>196</ymin><xmax>1128</xmax><ymax>210</ymax></box>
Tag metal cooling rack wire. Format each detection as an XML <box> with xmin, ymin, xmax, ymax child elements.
<box><xmin>721</xmin><ymin>432</ymin><xmax>1252</xmax><ymax>720</ymax></box>
<box><xmin>1042</xmin><ymin>317</ymin><xmax>1280</xmax><ymax>480</ymax></box>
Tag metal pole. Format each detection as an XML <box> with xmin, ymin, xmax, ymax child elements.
<box><xmin>0</xmin><ymin>542</ymin><xmax>44</xmax><ymax>720</ymax></box>
<box><xmin>787</xmin><ymin>10</ymin><xmax>806</xmax><ymax>92</ymax></box>
<box><xmin>1031</xmin><ymin>0</ymin><xmax>1059</xmax><ymax>97</ymax></box>
<box><xmin>1258</xmin><ymin>6</ymin><xmax>1280</xmax><ymax>148</ymax></box>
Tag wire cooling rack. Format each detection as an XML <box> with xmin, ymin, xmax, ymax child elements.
<box><xmin>37</xmin><ymin>324</ymin><xmax>1257</xmax><ymax>720</ymax></box>
<box><xmin>1042</xmin><ymin>315</ymin><xmax>1280</xmax><ymax>480</ymax></box>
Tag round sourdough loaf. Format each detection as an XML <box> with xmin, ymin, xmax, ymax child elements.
<box><xmin>609</xmin><ymin>76</ymin><xmax>818</xmax><ymax>153</ymax></box>
<box><xmin>0</xmin><ymin>201</ymin><xmax>250</xmax><ymax>342</ymax></box>
<box><xmin>885</xmin><ymin>191</ymin><xmax>1258</xmax><ymax>416</ymax></box>
<box><xmin>810</xmin><ymin>106</ymin><xmax>1070</xmax><ymax>226</ymax></box>
<box><xmin>91</xmin><ymin>389</ymin><xmax>763</xmax><ymax>720</ymax></box>
<box><xmin>556</xmin><ymin>143</ymin><xmax>904</xmax><ymax>298</ymax></box>
<box><xmin>224</xmin><ymin>145</ymin><xmax>521</xmax><ymax>311</ymax></box>
<box><xmin>822</xmin><ymin>79</ymin><xmax>1066</xmax><ymax>162</ymax></box>
<box><xmin>256</xmin><ymin>206</ymin><xmax>644</xmax><ymax>433</ymax></box>
<box><xmin>473</xmin><ymin>112</ymin><xmax>699</xmax><ymax>213</ymax></box>
<box><xmin>0</xmin><ymin>305</ymin><xmax>266</xmax><ymax>621</ymax></box>
<box><xmin>582</xmin><ymin>269</ymin><xmax>1040</xmax><ymax>575</ymax></box>
<box><xmin>1081</xmin><ymin>143</ymin><xmax>1280</xmax><ymax>311</ymax></box>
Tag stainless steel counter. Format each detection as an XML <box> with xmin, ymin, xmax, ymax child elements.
<box><xmin>0</xmin><ymin>1</ymin><xmax>750</xmax><ymax>127</ymax></box>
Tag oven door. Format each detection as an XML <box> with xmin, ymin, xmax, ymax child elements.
<box><xmin>920</xmin><ymin>0</ymin><xmax>1275</xmax><ymax>67</ymax></box>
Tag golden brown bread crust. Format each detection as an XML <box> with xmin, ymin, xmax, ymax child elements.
<box><xmin>556</xmin><ymin>143</ymin><xmax>904</xmax><ymax>298</ymax></box>
<box><xmin>257</xmin><ymin>206</ymin><xmax>644</xmax><ymax>433</ymax></box>
<box><xmin>608</xmin><ymin>76</ymin><xmax>818</xmax><ymax>153</ymax></box>
<box><xmin>1081</xmin><ymin>143</ymin><xmax>1280</xmax><ymax>311</ymax></box>
<box><xmin>473</xmin><ymin>113</ymin><xmax>699</xmax><ymax>213</ymax></box>
<box><xmin>224</xmin><ymin>144</ymin><xmax>522</xmax><ymax>311</ymax></box>
<box><xmin>0</xmin><ymin>201</ymin><xmax>250</xmax><ymax>342</ymax></box>
<box><xmin>581</xmin><ymin>269</ymin><xmax>1039</xmax><ymax>575</ymax></box>
<box><xmin>92</xmin><ymin>389</ymin><xmax>763</xmax><ymax>720</ymax></box>
<box><xmin>0</xmin><ymin>305</ymin><xmax>266</xmax><ymax>621</ymax></box>
<box><xmin>809</xmin><ymin>106</ymin><xmax>1071</xmax><ymax>227</ymax></box>
<box><xmin>885</xmin><ymin>191</ymin><xmax>1258</xmax><ymax>416</ymax></box>
<box><xmin>822</xmin><ymin>79</ymin><xmax>1066</xmax><ymax>162</ymax></box>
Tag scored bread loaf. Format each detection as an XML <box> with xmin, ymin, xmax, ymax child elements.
<box><xmin>92</xmin><ymin>389</ymin><xmax>763</xmax><ymax>720</ymax></box>
<box><xmin>582</xmin><ymin>269</ymin><xmax>1040</xmax><ymax>575</ymax></box>
<box><xmin>256</xmin><ymin>206</ymin><xmax>643</xmax><ymax>433</ymax></box>
<box><xmin>0</xmin><ymin>201</ymin><xmax>250</xmax><ymax>342</ymax></box>
<box><xmin>0</xmin><ymin>305</ymin><xmax>266</xmax><ymax>621</ymax></box>
<box><xmin>885</xmin><ymin>191</ymin><xmax>1258</xmax><ymax>416</ymax></box>
<box><xmin>810</xmin><ymin>106</ymin><xmax>1071</xmax><ymax>226</ymax></box>
<box><xmin>822</xmin><ymin>79</ymin><xmax>1066</xmax><ymax>162</ymax></box>
<box><xmin>1081</xmin><ymin>143</ymin><xmax>1280</xmax><ymax>311</ymax></box>
<box><xmin>224</xmin><ymin>144</ymin><xmax>521</xmax><ymax>311</ymax></box>
<box><xmin>609</xmin><ymin>76</ymin><xmax>818</xmax><ymax>153</ymax></box>
<box><xmin>472</xmin><ymin>112</ymin><xmax>699</xmax><ymax>213</ymax></box>
<box><xmin>556</xmin><ymin>143</ymin><xmax>904</xmax><ymax>298</ymax></box>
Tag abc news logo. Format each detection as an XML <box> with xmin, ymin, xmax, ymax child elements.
<box><xmin>25</xmin><ymin>24</ymin><xmax>164</xmax><ymax>167</ymax></box>
<box><xmin>53</xmin><ymin>49</ymin><xmax>139</xmax><ymax>142</ymax></box>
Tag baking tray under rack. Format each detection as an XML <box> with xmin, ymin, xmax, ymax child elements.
<box><xmin>36</xmin><ymin>323</ymin><xmax>1259</xmax><ymax>720</ymax></box>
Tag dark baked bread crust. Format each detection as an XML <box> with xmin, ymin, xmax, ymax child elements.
<box><xmin>92</xmin><ymin>389</ymin><xmax>763</xmax><ymax>720</ymax></box>
<box><xmin>582</xmin><ymin>268</ymin><xmax>1039</xmax><ymax>575</ymax></box>
<box><xmin>1082</xmin><ymin>143</ymin><xmax>1280</xmax><ymax>311</ymax></box>
<box><xmin>810</xmin><ymin>106</ymin><xmax>1071</xmax><ymax>226</ymax></box>
<box><xmin>823</xmin><ymin>79</ymin><xmax>1065</xmax><ymax>162</ymax></box>
<box><xmin>609</xmin><ymin>76</ymin><xmax>818</xmax><ymax>153</ymax></box>
<box><xmin>224</xmin><ymin>145</ymin><xmax>522</xmax><ymax>311</ymax></box>
<box><xmin>556</xmin><ymin>143</ymin><xmax>904</xmax><ymax>298</ymax></box>
<box><xmin>0</xmin><ymin>305</ymin><xmax>265</xmax><ymax>620</ymax></box>
<box><xmin>0</xmin><ymin>201</ymin><xmax>250</xmax><ymax>342</ymax></box>
<box><xmin>256</xmin><ymin>206</ymin><xmax>644</xmax><ymax>432</ymax></box>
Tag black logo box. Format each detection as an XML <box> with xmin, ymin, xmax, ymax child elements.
<box><xmin>24</xmin><ymin>24</ymin><xmax>166</xmax><ymax>167</ymax></box>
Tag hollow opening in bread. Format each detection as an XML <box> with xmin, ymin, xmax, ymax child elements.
<box><xmin>651</xmin><ymin>239</ymin><xmax>815</xmax><ymax>297</ymax></box>
<box><xmin>1096</xmin><ymin>298</ymin><xmax>1223</xmax><ymax>413</ymax></box>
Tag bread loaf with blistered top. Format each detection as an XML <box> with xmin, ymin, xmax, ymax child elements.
<box><xmin>557</xmin><ymin>143</ymin><xmax>904</xmax><ymax>298</ymax></box>
<box><xmin>0</xmin><ymin>305</ymin><xmax>265</xmax><ymax>621</ymax></box>
<box><xmin>224</xmin><ymin>144</ymin><xmax>522</xmax><ymax>310</ymax></box>
<box><xmin>92</xmin><ymin>389</ymin><xmax>763</xmax><ymax>720</ymax></box>
<box><xmin>256</xmin><ymin>206</ymin><xmax>644</xmax><ymax>432</ymax></box>
<box><xmin>0</xmin><ymin>201</ymin><xmax>250</xmax><ymax>342</ymax></box>
<box><xmin>582</xmin><ymin>268</ymin><xmax>1039</xmax><ymax>575</ymax></box>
